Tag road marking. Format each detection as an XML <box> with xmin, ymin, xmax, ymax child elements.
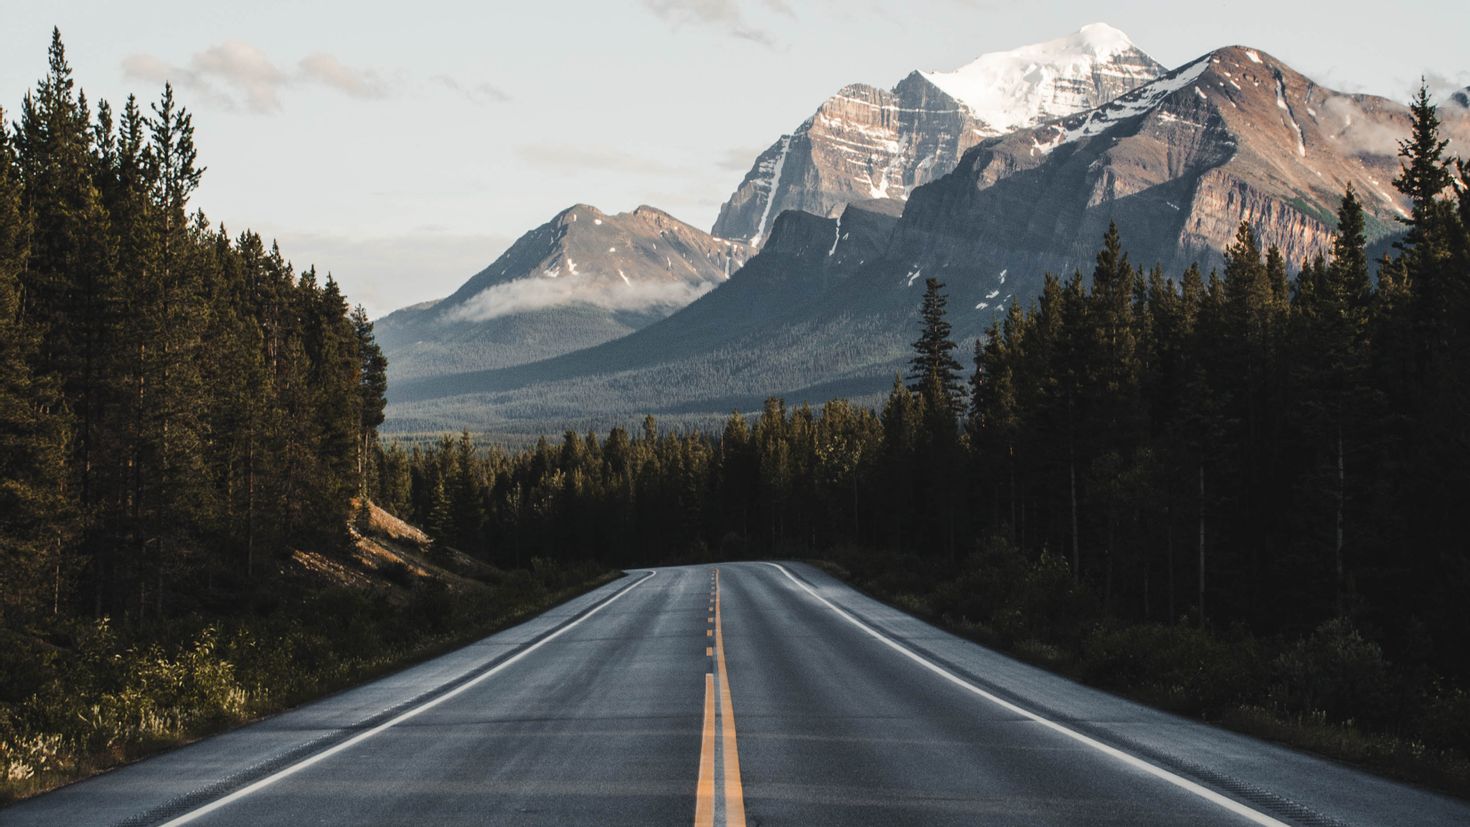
<box><xmin>764</xmin><ymin>563</ymin><xmax>1287</xmax><ymax>827</ymax></box>
<box><xmin>707</xmin><ymin>629</ymin><xmax>713</xmax><ymax>637</ymax></box>
<box><xmin>714</xmin><ymin>569</ymin><xmax>747</xmax><ymax>827</ymax></box>
<box><xmin>695</xmin><ymin>673</ymin><xmax>717</xmax><ymax>827</ymax></box>
<box><xmin>159</xmin><ymin>571</ymin><xmax>658</xmax><ymax>827</ymax></box>
<box><xmin>694</xmin><ymin>569</ymin><xmax>748</xmax><ymax>827</ymax></box>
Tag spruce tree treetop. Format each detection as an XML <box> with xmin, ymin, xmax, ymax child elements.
<box><xmin>908</xmin><ymin>277</ymin><xmax>964</xmax><ymax>414</ymax></box>
<box><xmin>1393</xmin><ymin>82</ymin><xmax>1453</xmax><ymax>219</ymax></box>
<box><xmin>1092</xmin><ymin>222</ymin><xmax>1131</xmax><ymax>292</ymax></box>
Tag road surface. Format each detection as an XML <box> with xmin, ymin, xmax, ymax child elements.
<box><xmin>5</xmin><ymin>562</ymin><xmax>1468</xmax><ymax>826</ymax></box>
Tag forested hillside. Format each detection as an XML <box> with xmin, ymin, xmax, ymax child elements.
<box><xmin>0</xmin><ymin>33</ymin><xmax>612</xmax><ymax>800</ymax></box>
<box><xmin>374</xmin><ymin>88</ymin><xmax>1470</xmax><ymax>791</ymax></box>
<box><xmin>0</xmin><ymin>32</ymin><xmax>389</xmax><ymax>623</ymax></box>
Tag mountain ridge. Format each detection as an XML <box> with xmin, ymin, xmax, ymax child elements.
<box><xmin>384</xmin><ymin>43</ymin><xmax>1470</xmax><ymax>436</ymax></box>
<box><xmin>711</xmin><ymin>24</ymin><xmax>1166</xmax><ymax>244</ymax></box>
<box><xmin>377</xmin><ymin>203</ymin><xmax>747</xmax><ymax>381</ymax></box>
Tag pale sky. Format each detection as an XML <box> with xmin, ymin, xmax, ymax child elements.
<box><xmin>3</xmin><ymin>1</ymin><xmax>1467</xmax><ymax>316</ymax></box>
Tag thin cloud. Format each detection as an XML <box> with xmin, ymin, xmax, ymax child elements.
<box><xmin>299</xmin><ymin>53</ymin><xmax>387</xmax><ymax>99</ymax></box>
<box><xmin>715</xmin><ymin>144</ymin><xmax>766</xmax><ymax>172</ymax></box>
<box><xmin>1320</xmin><ymin>96</ymin><xmax>1407</xmax><ymax>157</ymax></box>
<box><xmin>641</xmin><ymin>0</ymin><xmax>779</xmax><ymax>47</ymax></box>
<box><xmin>1422</xmin><ymin>71</ymin><xmax>1470</xmax><ymax>105</ymax></box>
<box><xmin>122</xmin><ymin>43</ymin><xmax>388</xmax><ymax>113</ymax></box>
<box><xmin>514</xmin><ymin>144</ymin><xmax>688</xmax><ymax>176</ymax></box>
<box><xmin>445</xmin><ymin>275</ymin><xmax>716</xmax><ymax>323</ymax></box>
<box><xmin>432</xmin><ymin>75</ymin><xmax>511</xmax><ymax>106</ymax></box>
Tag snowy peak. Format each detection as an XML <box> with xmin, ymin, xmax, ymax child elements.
<box><xmin>918</xmin><ymin>23</ymin><xmax>1164</xmax><ymax>135</ymax></box>
<box><xmin>894</xmin><ymin>43</ymin><xmax>1470</xmax><ymax>306</ymax></box>
<box><xmin>1026</xmin><ymin>52</ymin><xmax>1215</xmax><ymax>154</ymax></box>
<box><xmin>711</xmin><ymin>25</ymin><xmax>1164</xmax><ymax>245</ymax></box>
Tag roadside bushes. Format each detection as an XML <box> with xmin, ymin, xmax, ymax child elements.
<box><xmin>912</xmin><ymin>538</ymin><xmax>1095</xmax><ymax>649</ymax></box>
<box><xmin>818</xmin><ymin>540</ymin><xmax>1470</xmax><ymax>794</ymax></box>
<box><xmin>1079</xmin><ymin>622</ymin><xmax>1265</xmax><ymax>714</ymax></box>
<box><xmin>1</xmin><ymin>620</ymin><xmax>253</xmax><ymax>787</ymax></box>
<box><xmin>1267</xmin><ymin>618</ymin><xmax>1397</xmax><ymax>728</ymax></box>
<box><xmin>0</xmin><ymin>559</ymin><xmax>613</xmax><ymax>803</ymax></box>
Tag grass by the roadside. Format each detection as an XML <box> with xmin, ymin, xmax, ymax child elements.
<box><xmin>0</xmin><ymin>561</ymin><xmax>617</xmax><ymax>805</ymax></box>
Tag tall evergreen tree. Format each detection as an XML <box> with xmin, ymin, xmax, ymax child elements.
<box><xmin>908</xmin><ymin>277</ymin><xmax>964</xmax><ymax>414</ymax></box>
<box><xmin>352</xmin><ymin>305</ymin><xmax>388</xmax><ymax>498</ymax></box>
<box><xmin>15</xmin><ymin>30</ymin><xmax>122</xmax><ymax>616</ymax></box>
<box><xmin>0</xmin><ymin>110</ymin><xmax>73</xmax><ymax>621</ymax></box>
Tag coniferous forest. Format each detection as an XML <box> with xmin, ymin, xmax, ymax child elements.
<box><xmin>0</xmin><ymin>31</ymin><xmax>388</xmax><ymax>624</ymax></box>
<box><xmin>5</xmin><ymin>29</ymin><xmax>1470</xmax><ymax>803</ymax></box>
<box><xmin>371</xmin><ymin>88</ymin><xmax>1470</xmax><ymax>789</ymax></box>
<box><xmin>0</xmin><ymin>34</ymin><xmax>608</xmax><ymax>797</ymax></box>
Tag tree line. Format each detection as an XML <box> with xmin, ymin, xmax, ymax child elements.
<box><xmin>0</xmin><ymin>32</ymin><xmax>388</xmax><ymax>628</ymax></box>
<box><xmin>377</xmin><ymin>87</ymin><xmax>1470</xmax><ymax>685</ymax></box>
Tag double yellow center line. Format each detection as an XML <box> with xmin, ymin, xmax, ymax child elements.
<box><xmin>695</xmin><ymin>569</ymin><xmax>746</xmax><ymax>827</ymax></box>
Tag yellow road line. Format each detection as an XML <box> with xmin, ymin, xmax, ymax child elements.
<box><xmin>694</xmin><ymin>672</ymin><xmax>716</xmax><ymax>827</ymax></box>
<box><xmin>714</xmin><ymin>569</ymin><xmax>747</xmax><ymax>827</ymax></box>
<box><xmin>694</xmin><ymin>568</ymin><xmax>748</xmax><ymax>827</ymax></box>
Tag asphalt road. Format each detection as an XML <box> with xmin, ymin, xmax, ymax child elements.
<box><xmin>6</xmin><ymin>562</ymin><xmax>1469</xmax><ymax>826</ymax></box>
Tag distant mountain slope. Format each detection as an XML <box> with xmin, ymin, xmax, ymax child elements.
<box><xmin>385</xmin><ymin>51</ymin><xmax>1470</xmax><ymax>437</ymax></box>
<box><xmin>711</xmin><ymin>23</ymin><xmax>1165</xmax><ymax>244</ymax></box>
<box><xmin>376</xmin><ymin>205</ymin><xmax>747</xmax><ymax>381</ymax></box>
<box><xmin>387</xmin><ymin>203</ymin><xmax>906</xmax><ymax>434</ymax></box>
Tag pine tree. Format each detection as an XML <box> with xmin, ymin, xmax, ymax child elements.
<box><xmin>352</xmin><ymin>305</ymin><xmax>388</xmax><ymax>499</ymax></box>
<box><xmin>880</xmin><ymin>375</ymin><xmax>924</xmax><ymax>550</ymax></box>
<box><xmin>1393</xmin><ymin>82</ymin><xmax>1454</xmax><ymax>229</ymax></box>
<box><xmin>0</xmin><ymin>110</ymin><xmax>73</xmax><ymax>621</ymax></box>
<box><xmin>1085</xmin><ymin>223</ymin><xmax>1144</xmax><ymax>449</ymax></box>
<box><xmin>16</xmin><ymin>30</ymin><xmax>123</xmax><ymax>615</ymax></box>
<box><xmin>908</xmin><ymin>277</ymin><xmax>964</xmax><ymax>414</ymax></box>
<box><xmin>1290</xmin><ymin>188</ymin><xmax>1373</xmax><ymax>616</ymax></box>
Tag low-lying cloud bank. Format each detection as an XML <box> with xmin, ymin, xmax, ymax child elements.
<box><xmin>444</xmin><ymin>275</ymin><xmax>714</xmax><ymax>322</ymax></box>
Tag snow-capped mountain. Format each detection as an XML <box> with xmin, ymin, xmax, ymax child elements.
<box><xmin>919</xmin><ymin>22</ymin><xmax>1164</xmax><ymax>133</ymax></box>
<box><xmin>387</xmin><ymin>46</ymin><xmax>1470</xmax><ymax>436</ymax></box>
<box><xmin>711</xmin><ymin>23</ymin><xmax>1164</xmax><ymax>244</ymax></box>
<box><xmin>376</xmin><ymin>204</ymin><xmax>747</xmax><ymax>382</ymax></box>
<box><xmin>891</xmin><ymin>44</ymin><xmax>1470</xmax><ymax>289</ymax></box>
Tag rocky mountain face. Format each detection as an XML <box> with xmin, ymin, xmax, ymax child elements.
<box><xmin>385</xmin><ymin>46</ymin><xmax>1470</xmax><ymax>437</ymax></box>
<box><xmin>887</xmin><ymin>45</ymin><xmax>1470</xmax><ymax>311</ymax></box>
<box><xmin>376</xmin><ymin>204</ymin><xmax>747</xmax><ymax>382</ymax></box>
<box><xmin>711</xmin><ymin>23</ymin><xmax>1165</xmax><ymax>244</ymax></box>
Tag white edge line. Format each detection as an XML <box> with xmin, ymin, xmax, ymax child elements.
<box><xmin>160</xmin><ymin>570</ymin><xmax>658</xmax><ymax>826</ymax></box>
<box><xmin>763</xmin><ymin>563</ymin><xmax>1286</xmax><ymax>827</ymax></box>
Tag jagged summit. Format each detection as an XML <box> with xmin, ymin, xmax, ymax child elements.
<box><xmin>711</xmin><ymin>26</ymin><xmax>1165</xmax><ymax>245</ymax></box>
<box><xmin>918</xmin><ymin>23</ymin><xmax>1159</xmax><ymax>135</ymax></box>
<box><xmin>891</xmin><ymin>42</ymin><xmax>1470</xmax><ymax>306</ymax></box>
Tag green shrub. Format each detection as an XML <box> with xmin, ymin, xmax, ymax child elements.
<box><xmin>1268</xmin><ymin>617</ymin><xmax>1399</xmax><ymax>727</ymax></box>
<box><xmin>1080</xmin><ymin>622</ymin><xmax>1265</xmax><ymax>714</ymax></box>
